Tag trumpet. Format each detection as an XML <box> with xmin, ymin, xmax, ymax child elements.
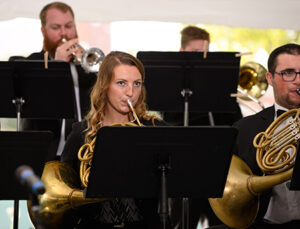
<box><xmin>62</xmin><ymin>38</ymin><xmax>105</xmax><ymax>73</ymax></box>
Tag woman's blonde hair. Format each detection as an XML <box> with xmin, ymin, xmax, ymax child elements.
<box><xmin>84</xmin><ymin>51</ymin><xmax>156</xmax><ymax>143</ymax></box>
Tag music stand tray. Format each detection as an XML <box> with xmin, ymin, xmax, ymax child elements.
<box><xmin>0</xmin><ymin>131</ymin><xmax>52</xmax><ymax>200</ymax></box>
<box><xmin>86</xmin><ymin>126</ymin><xmax>237</xmax><ymax>199</ymax></box>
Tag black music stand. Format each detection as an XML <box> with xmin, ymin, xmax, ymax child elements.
<box><xmin>137</xmin><ymin>51</ymin><xmax>240</xmax><ymax>126</ymax></box>
<box><xmin>10</xmin><ymin>60</ymin><xmax>75</xmax><ymax>118</ymax></box>
<box><xmin>0</xmin><ymin>131</ymin><xmax>53</xmax><ymax>229</ymax></box>
<box><xmin>85</xmin><ymin>126</ymin><xmax>238</xmax><ymax>228</ymax></box>
<box><xmin>0</xmin><ymin>60</ymin><xmax>75</xmax><ymax>228</ymax></box>
<box><xmin>0</xmin><ymin>60</ymin><xmax>76</xmax><ymax>130</ymax></box>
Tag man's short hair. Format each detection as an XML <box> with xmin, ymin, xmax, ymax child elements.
<box><xmin>181</xmin><ymin>25</ymin><xmax>210</xmax><ymax>49</ymax></box>
<box><xmin>40</xmin><ymin>1</ymin><xmax>75</xmax><ymax>27</ymax></box>
<box><xmin>268</xmin><ymin>43</ymin><xmax>300</xmax><ymax>73</ymax></box>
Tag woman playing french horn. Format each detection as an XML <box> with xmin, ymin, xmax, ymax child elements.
<box><xmin>61</xmin><ymin>51</ymin><xmax>165</xmax><ymax>228</ymax></box>
<box><xmin>209</xmin><ymin>44</ymin><xmax>300</xmax><ymax>229</ymax></box>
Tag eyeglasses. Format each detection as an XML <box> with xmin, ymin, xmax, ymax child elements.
<box><xmin>274</xmin><ymin>71</ymin><xmax>300</xmax><ymax>82</ymax></box>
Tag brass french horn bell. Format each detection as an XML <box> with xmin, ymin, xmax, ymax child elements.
<box><xmin>27</xmin><ymin>161</ymin><xmax>109</xmax><ymax>229</ymax></box>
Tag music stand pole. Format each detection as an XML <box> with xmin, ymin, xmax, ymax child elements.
<box><xmin>181</xmin><ymin>89</ymin><xmax>192</xmax><ymax>229</ymax></box>
<box><xmin>181</xmin><ymin>89</ymin><xmax>193</xmax><ymax>127</ymax></box>
<box><xmin>159</xmin><ymin>164</ymin><xmax>171</xmax><ymax>229</ymax></box>
<box><xmin>12</xmin><ymin>201</ymin><xmax>19</xmax><ymax>229</ymax></box>
<box><xmin>12</xmin><ymin>97</ymin><xmax>25</xmax><ymax>131</ymax></box>
<box><xmin>12</xmin><ymin>97</ymin><xmax>25</xmax><ymax>229</ymax></box>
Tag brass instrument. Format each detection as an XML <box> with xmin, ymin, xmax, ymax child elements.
<box><xmin>28</xmin><ymin>99</ymin><xmax>142</xmax><ymax>228</ymax></box>
<box><xmin>27</xmin><ymin>161</ymin><xmax>108</xmax><ymax>229</ymax></box>
<box><xmin>62</xmin><ymin>38</ymin><xmax>105</xmax><ymax>73</ymax></box>
<box><xmin>237</xmin><ymin>62</ymin><xmax>268</xmax><ymax>110</ymax></box>
<box><xmin>209</xmin><ymin>108</ymin><xmax>300</xmax><ymax>229</ymax></box>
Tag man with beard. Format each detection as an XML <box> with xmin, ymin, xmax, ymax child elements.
<box><xmin>29</xmin><ymin>2</ymin><xmax>80</xmax><ymax>62</ymax></box>
<box><xmin>19</xmin><ymin>2</ymin><xmax>97</xmax><ymax>161</ymax></box>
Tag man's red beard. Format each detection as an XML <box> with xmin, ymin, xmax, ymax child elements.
<box><xmin>43</xmin><ymin>35</ymin><xmax>61</xmax><ymax>58</ymax></box>
<box><xmin>43</xmin><ymin>33</ymin><xmax>78</xmax><ymax>59</ymax></box>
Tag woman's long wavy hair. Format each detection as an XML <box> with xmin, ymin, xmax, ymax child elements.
<box><xmin>84</xmin><ymin>51</ymin><xmax>155</xmax><ymax>143</ymax></box>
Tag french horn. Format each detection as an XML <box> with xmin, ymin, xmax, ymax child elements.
<box><xmin>28</xmin><ymin>99</ymin><xmax>142</xmax><ymax>228</ymax></box>
<box><xmin>209</xmin><ymin>108</ymin><xmax>300</xmax><ymax>228</ymax></box>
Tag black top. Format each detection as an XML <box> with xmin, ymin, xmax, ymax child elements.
<box><xmin>61</xmin><ymin>118</ymin><xmax>167</xmax><ymax>229</ymax></box>
<box><xmin>233</xmin><ymin>106</ymin><xmax>275</xmax><ymax>222</ymax></box>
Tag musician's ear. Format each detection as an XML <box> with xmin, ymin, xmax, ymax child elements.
<box><xmin>266</xmin><ymin>72</ymin><xmax>273</xmax><ymax>87</ymax></box>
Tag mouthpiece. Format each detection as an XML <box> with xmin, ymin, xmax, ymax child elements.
<box><xmin>297</xmin><ymin>89</ymin><xmax>300</xmax><ymax>95</ymax></box>
<box><xmin>127</xmin><ymin>99</ymin><xmax>142</xmax><ymax>126</ymax></box>
<box><xmin>127</xmin><ymin>99</ymin><xmax>133</xmax><ymax>108</ymax></box>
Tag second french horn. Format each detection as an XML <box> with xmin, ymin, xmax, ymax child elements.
<box><xmin>209</xmin><ymin>109</ymin><xmax>300</xmax><ymax>228</ymax></box>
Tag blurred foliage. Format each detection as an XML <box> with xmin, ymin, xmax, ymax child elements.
<box><xmin>206</xmin><ymin>24</ymin><xmax>299</xmax><ymax>52</ymax></box>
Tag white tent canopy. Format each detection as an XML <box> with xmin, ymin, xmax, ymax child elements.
<box><xmin>1</xmin><ymin>0</ymin><xmax>299</xmax><ymax>30</ymax></box>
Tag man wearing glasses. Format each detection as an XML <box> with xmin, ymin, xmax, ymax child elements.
<box><xmin>268</xmin><ymin>51</ymin><xmax>300</xmax><ymax>111</ymax></box>
<box><xmin>222</xmin><ymin>43</ymin><xmax>300</xmax><ymax>229</ymax></box>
